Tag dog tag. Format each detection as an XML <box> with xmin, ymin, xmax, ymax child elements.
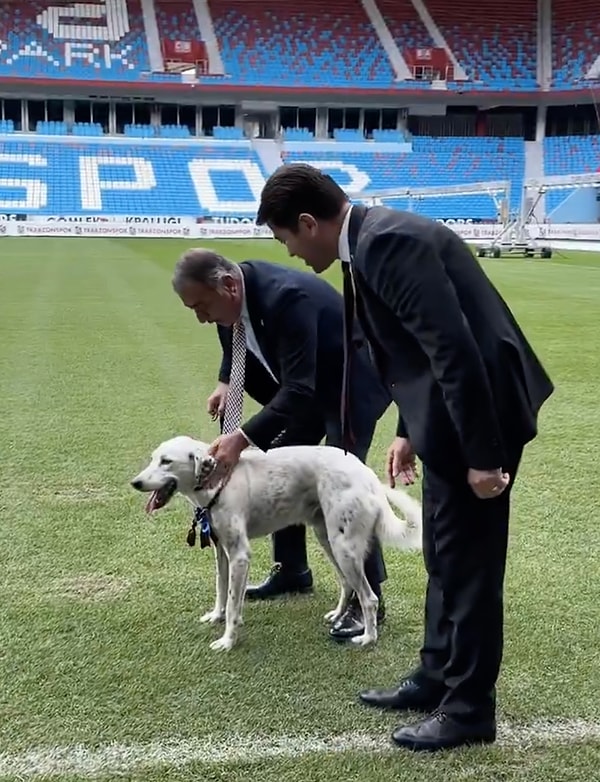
<box><xmin>199</xmin><ymin>509</ymin><xmax>213</xmax><ymax>549</ymax></box>
<box><xmin>189</xmin><ymin>507</ymin><xmax>213</xmax><ymax>549</ymax></box>
<box><xmin>187</xmin><ymin>507</ymin><xmax>204</xmax><ymax>547</ymax></box>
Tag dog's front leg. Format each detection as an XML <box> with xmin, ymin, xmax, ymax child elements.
<box><xmin>210</xmin><ymin>529</ymin><xmax>250</xmax><ymax>652</ymax></box>
<box><xmin>200</xmin><ymin>542</ymin><xmax>228</xmax><ymax>625</ymax></box>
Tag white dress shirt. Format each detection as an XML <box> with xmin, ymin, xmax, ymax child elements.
<box><xmin>239</xmin><ymin>274</ymin><xmax>278</xmax><ymax>384</ymax></box>
<box><xmin>338</xmin><ymin>204</ymin><xmax>353</xmax><ymax>264</ymax></box>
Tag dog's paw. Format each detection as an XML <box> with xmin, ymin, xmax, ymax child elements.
<box><xmin>350</xmin><ymin>632</ymin><xmax>377</xmax><ymax>648</ymax></box>
<box><xmin>324</xmin><ymin>609</ymin><xmax>343</xmax><ymax>624</ymax></box>
<box><xmin>209</xmin><ymin>636</ymin><xmax>236</xmax><ymax>652</ymax></box>
<box><xmin>200</xmin><ymin>609</ymin><xmax>225</xmax><ymax>625</ymax></box>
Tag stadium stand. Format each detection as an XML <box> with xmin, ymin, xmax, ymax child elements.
<box><xmin>1</xmin><ymin>0</ymin><xmax>590</xmax><ymax>91</ymax></box>
<box><xmin>208</xmin><ymin>0</ymin><xmax>396</xmax><ymax>88</ymax></box>
<box><xmin>0</xmin><ymin>132</ymin><xmax>525</xmax><ymax>221</ymax></box>
<box><xmin>543</xmin><ymin>135</ymin><xmax>600</xmax><ymax>215</ymax></box>
<box><xmin>424</xmin><ymin>0</ymin><xmax>538</xmax><ymax>90</ymax></box>
<box><xmin>155</xmin><ymin>0</ymin><xmax>202</xmax><ymax>54</ymax></box>
<box><xmin>551</xmin><ymin>0</ymin><xmax>600</xmax><ymax>89</ymax></box>
<box><xmin>0</xmin><ymin>137</ymin><xmax>269</xmax><ymax>216</ymax></box>
<box><xmin>376</xmin><ymin>0</ymin><xmax>433</xmax><ymax>56</ymax></box>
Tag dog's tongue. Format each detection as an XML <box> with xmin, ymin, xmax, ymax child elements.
<box><xmin>145</xmin><ymin>491</ymin><xmax>160</xmax><ymax>514</ymax></box>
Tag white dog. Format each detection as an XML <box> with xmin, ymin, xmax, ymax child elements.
<box><xmin>131</xmin><ymin>435</ymin><xmax>422</xmax><ymax>652</ymax></box>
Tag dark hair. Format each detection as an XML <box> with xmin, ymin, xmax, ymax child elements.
<box><xmin>256</xmin><ymin>163</ymin><xmax>349</xmax><ymax>230</ymax></box>
<box><xmin>172</xmin><ymin>248</ymin><xmax>239</xmax><ymax>292</ymax></box>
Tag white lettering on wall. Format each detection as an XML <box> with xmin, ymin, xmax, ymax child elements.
<box><xmin>188</xmin><ymin>159</ymin><xmax>266</xmax><ymax>213</ymax></box>
<box><xmin>64</xmin><ymin>42</ymin><xmax>112</xmax><ymax>68</ymax></box>
<box><xmin>36</xmin><ymin>1</ymin><xmax>129</xmax><ymax>43</ymax></box>
<box><xmin>307</xmin><ymin>161</ymin><xmax>371</xmax><ymax>193</ymax></box>
<box><xmin>0</xmin><ymin>155</ymin><xmax>48</xmax><ymax>210</ymax></box>
<box><xmin>1</xmin><ymin>42</ymin><xmax>62</xmax><ymax>67</ymax></box>
<box><xmin>79</xmin><ymin>156</ymin><xmax>156</xmax><ymax>210</ymax></box>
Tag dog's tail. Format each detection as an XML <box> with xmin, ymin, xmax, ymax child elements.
<box><xmin>376</xmin><ymin>484</ymin><xmax>423</xmax><ymax>551</ymax></box>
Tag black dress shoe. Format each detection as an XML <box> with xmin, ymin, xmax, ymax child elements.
<box><xmin>244</xmin><ymin>564</ymin><xmax>313</xmax><ymax>601</ymax></box>
<box><xmin>358</xmin><ymin>675</ymin><xmax>445</xmax><ymax>711</ymax></box>
<box><xmin>391</xmin><ymin>710</ymin><xmax>496</xmax><ymax>752</ymax></box>
<box><xmin>329</xmin><ymin>597</ymin><xmax>386</xmax><ymax>642</ymax></box>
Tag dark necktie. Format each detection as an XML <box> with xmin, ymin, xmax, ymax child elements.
<box><xmin>341</xmin><ymin>261</ymin><xmax>356</xmax><ymax>453</ymax></box>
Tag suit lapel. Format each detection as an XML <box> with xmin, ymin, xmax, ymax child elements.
<box><xmin>347</xmin><ymin>204</ymin><xmax>368</xmax><ymax>262</ymax></box>
<box><xmin>239</xmin><ymin>262</ymin><xmax>270</xmax><ymax>358</ymax></box>
<box><xmin>345</xmin><ymin>207</ymin><xmax>386</xmax><ymax>375</ymax></box>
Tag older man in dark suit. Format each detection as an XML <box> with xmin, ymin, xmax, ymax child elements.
<box><xmin>171</xmin><ymin>248</ymin><xmax>391</xmax><ymax>642</ymax></box>
<box><xmin>256</xmin><ymin>164</ymin><xmax>554</xmax><ymax>752</ymax></box>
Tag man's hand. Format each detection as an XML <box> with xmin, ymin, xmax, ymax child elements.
<box><xmin>467</xmin><ymin>468</ymin><xmax>510</xmax><ymax>499</ymax></box>
<box><xmin>207</xmin><ymin>430</ymin><xmax>249</xmax><ymax>478</ymax></box>
<box><xmin>387</xmin><ymin>437</ymin><xmax>417</xmax><ymax>488</ymax></box>
<box><xmin>207</xmin><ymin>382</ymin><xmax>229</xmax><ymax>421</ymax></box>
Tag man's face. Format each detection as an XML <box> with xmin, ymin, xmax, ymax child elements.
<box><xmin>269</xmin><ymin>215</ymin><xmax>337</xmax><ymax>274</ymax></box>
<box><xmin>177</xmin><ymin>278</ymin><xmax>241</xmax><ymax>326</ymax></box>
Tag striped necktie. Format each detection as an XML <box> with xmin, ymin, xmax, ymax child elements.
<box><xmin>221</xmin><ymin>319</ymin><xmax>247</xmax><ymax>434</ymax></box>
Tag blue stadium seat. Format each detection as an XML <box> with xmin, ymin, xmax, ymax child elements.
<box><xmin>283</xmin><ymin>136</ymin><xmax>525</xmax><ymax>220</ymax></box>
<box><xmin>159</xmin><ymin>124</ymin><xmax>192</xmax><ymax>139</ymax></box>
<box><xmin>124</xmin><ymin>124</ymin><xmax>157</xmax><ymax>138</ymax></box>
<box><xmin>282</xmin><ymin>128</ymin><xmax>315</xmax><ymax>141</ymax></box>
<box><xmin>0</xmin><ymin>119</ymin><xmax>16</xmax><ymax>134</ymax></box>
<box><xmin>72</xmin><ymin>123</ymin><xmax>105</xmax><ymax>137</ymax></box>
<box><xmin>543</xmin><ymin>135</ymin><xmax>600</xmax><ymax>212</ymax></box>
<box><xmin>36</xmin><ymin>121</ymin><xmax>68</xmax><ymax>135</ymax></box>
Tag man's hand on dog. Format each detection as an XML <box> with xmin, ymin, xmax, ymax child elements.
<box><xmin>208</xmin><ymin>430</ymin><xmax>249</xmax><ymax>479</ymax></box>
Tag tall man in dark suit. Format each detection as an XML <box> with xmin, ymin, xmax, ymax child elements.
<box><xmin>171</xmin><ymin>248</ymin><xmax>391</xmax><ymax>642</ymax></box>
<box><xmin>256</xmin><ymin>164</ymin><xmax>554</xmax><ymax>752</ymax></box>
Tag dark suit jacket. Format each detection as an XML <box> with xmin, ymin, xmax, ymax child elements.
<box><xmin>217</xmin><ymin>260</ymin><xmax>390</xmax><ymax>451</ymax></box>
<box><xmin>346</xmin><ymin>205</ymin><xmax>554</xmax><ymax>476</ymax></box>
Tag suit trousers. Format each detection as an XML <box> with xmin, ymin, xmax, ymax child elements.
<box><xmin>416</xmin><ymin>445</ymin><xmax>523</xmax><ymax>719</ymax></box>
<box><xmin>268</xmin><ymin>413</ymin><xmax>388</xmax><ymax>592</ymax></box>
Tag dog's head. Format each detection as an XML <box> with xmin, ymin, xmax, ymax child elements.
<box><xmin>130</xmin><ymin>435</ymin><xmax>217</xmax><ymax>513</ymax></box>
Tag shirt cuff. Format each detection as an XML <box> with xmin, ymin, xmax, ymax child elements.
<box><xmin>237</xmin><ymin>427</ymin><xmax>256</xmax><ymax>448</ymax></box>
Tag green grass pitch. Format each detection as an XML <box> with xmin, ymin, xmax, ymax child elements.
<box><xmin>0</xmin><ymin>237</ymin><xmax>598</xmax><ymax>781</ymax></box>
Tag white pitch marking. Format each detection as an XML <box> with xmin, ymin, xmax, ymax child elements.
<box><xmin>0</xmin><ymin>720</ymin><xmax>598</xmax><ymax>778</ymax></box>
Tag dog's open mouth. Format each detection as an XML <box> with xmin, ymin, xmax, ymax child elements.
<box><xmin>145</xmin><ymin>478</ymin><xmax>177</xmax><ymax>514</ymax></box>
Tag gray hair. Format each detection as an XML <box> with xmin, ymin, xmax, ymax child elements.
<box><xmin>172</xmin><ymin>248</ymin><xmax>240</xmax><ymax>292</ymax></box>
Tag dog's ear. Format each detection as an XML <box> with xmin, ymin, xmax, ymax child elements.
<box><xmin>190</xmin><ymin>451</ymin><xmax>216</xmax><ymax>488</ymax></box>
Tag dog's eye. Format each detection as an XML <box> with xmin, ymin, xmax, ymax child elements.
<box><xmin>160</xmin><ymin>458</ymin><xmax>172</xmax><ymax>466</ymax></box>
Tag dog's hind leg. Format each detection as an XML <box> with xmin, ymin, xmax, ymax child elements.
<box><xmin>200</xmin><ymin>541</ymin><xmax>228</xmax><ymax>625</ymax></box>
<box><xmin>326</xmin><ymin>505</ymin><xmax>379</xmax><ymax>647</ymax></box>
<box><xmin>312</xmin><ymin>521</ymin><xmax>352</xmax><ymax>625</ymax></box>
<box><xmin>334</xmin><ymin>547</ymin><xmax>379</xmax><ymax>647</ymax></box>
<box><xmin>210</xmin><ymin>523</ymin><xmax>250</xmax><ymax>652</ymax></box>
